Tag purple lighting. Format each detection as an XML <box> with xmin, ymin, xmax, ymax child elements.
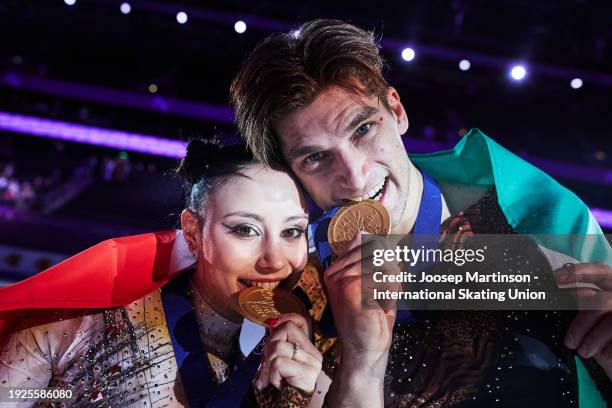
<box><xmin>0</xmin><ymin>111</ymin><xmax>186</xmax><ymax>158</ymax></box>
<box><xmin>0</xmin><ymin>110</ymin><xmax>611</xmax><ymax>229</ymax></box>
<box><xmin>591</xmin><ymin>208</ymin><xmax>612</xmax><ymax>229</ymax></box>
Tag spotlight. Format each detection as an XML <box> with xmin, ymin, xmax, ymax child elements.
<box><xmin>509</xmin><ymin>65</ymin><xmax>527</xmax><ymax>81</ymax></box>
<box><xmin>176</xmin><ymin>11</ymin><xmax>188</xmax><ymax>24</ymax></box>
<box><xmin>64</xmin><ymin>0</ymin><xmax>76</xmax><ymax>5</ymax></box>
<box><xmin>120</xmin><ymin>2</ymin><xmax>131</xmax><ymax>15</ymax></box>
<box><xmin>234</xmin><ymin>20</ymin><xmax>247</xmax><ymax>34</ymax></box>
<box><xmin>401</xmin><ymin>48</ymin><xmax>415</xmax><ymax>62</ymax></box>
<box><xmin>458</xmin><ymin>59</ymin><xmax>471</xmax><ymax>71</ymax></box>
<box><xmin>148</xmin><ymin>84</ymin><xmax>158</xmax><ymax>94</ymax></box>
<box><xmin>570</xmin><ymin>78</ymin><xmax>583</xmax><ymax>89</ymax></box>
<box><xmin>290</xmin><ymin>29</ymin><xmax>301</xmax><ymax>38</ymax></box>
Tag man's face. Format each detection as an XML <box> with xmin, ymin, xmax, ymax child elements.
<box><xmin>275</xmin><ymin>86</ymin><xmax>411</xmax><ymax>229</ymax></box>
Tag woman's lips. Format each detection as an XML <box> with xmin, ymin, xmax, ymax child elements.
<box><xmin>238</xmin><ymin>279</ymin><xmax>281</xmax><ymax>290</ymax></box>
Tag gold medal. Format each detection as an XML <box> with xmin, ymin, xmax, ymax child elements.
<box><xmin>238</xmin><ymin>287</ymin><xmax>307</xmax><ymax>326</ymax></box>
<box><xmin>328</xmin><ymin>199</ymin><xmax>391</xmax><ymax>255</ymax></box>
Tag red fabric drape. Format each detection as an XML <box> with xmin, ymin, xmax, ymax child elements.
<box><xmin>0</xmin><ymin>230</ymin><xmax>179</xmax><ymax>344</ymax></box>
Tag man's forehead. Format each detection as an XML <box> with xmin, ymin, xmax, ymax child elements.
<box><xmin>278</xmin><ymin>89</ymin><xmax>380</xmax><ymax>150</ymax></box>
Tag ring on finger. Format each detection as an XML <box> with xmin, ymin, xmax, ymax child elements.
<box><xmin>291</xmin><ymin>342</ymin><xmax>300</xmax><ymax>360</ymax></box>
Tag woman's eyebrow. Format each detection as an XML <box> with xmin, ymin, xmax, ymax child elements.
<box><xmin>222</xmin><ymin>212</ymin><xmax>263</xmax><ymax>221</ymax></box>
<box><xmin>285</xmin><ymin>214</ymin><xmax>309</xmax><ymax>222</ymax></box>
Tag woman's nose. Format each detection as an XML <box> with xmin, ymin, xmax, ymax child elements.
<box><xmin>256</xmin><ymin>241</ymin><xmax>286</xmax><ymax>274</ymax></box>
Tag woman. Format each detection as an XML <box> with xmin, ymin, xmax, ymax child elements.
<box><xmin>0</xmin><ymin>139</ymin><xmax>323</xmax><ymax>407</ymax></box>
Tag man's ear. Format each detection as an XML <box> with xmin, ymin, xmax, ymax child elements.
<box><xmin>181</xmin><ymin>209</ymin><xmax>202</xmax><ymax>256</ymax></box>
<box><xmin>387</xmin><ymin>87</ymin><xmax>409</xmax><ymax>135</ymax></box>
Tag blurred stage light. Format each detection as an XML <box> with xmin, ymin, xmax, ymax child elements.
<box><xmin>290</xmin><ymin>29</ymin><xmax>301</xmax><ymax>38</ymax></box>
<box><xmin>570</xmin><ymin>78</ymin><xmax>583</xmax><ymax>89</ymax></box>
<box><xmin>0</xmin><ymin>111</ymin><xmax>186</xmax><ymax>158</ymax></box>
<box><xmin>64</xmin><ymin>0</ymin><xmax>77</xmax><ymax>5</ymax></box>
<box><xmin>120</xmin><ymin>2</ymin><xmax>131</xmax><ymax>15</ymax></box>
<box><xmin>148</xmin><ymin>84</ymin><xmax>158</xmax><ymax>94</ymax></box>
<box><xmin>234</xmin><ymin>20</ymin><xmax>247</xmax><ymax>34</ymax></box>
<box><xmin>509</xmin><ymin>65</ymin><xmax>527</xmax><ymax>81</ymax></box>
<box><xmin>458</xmin><ymin>59</ymin><xmax>471</xmax><ymax>71</ymax></box>
<box><xmin>176</xmin><ymin>11</ymin><xmax>188</xmax><ymax>24</ymax></box>
<box><xmin>401</xmin><ymin>48</ymin><xmax>415</xmax><ymax>62</ymax></box>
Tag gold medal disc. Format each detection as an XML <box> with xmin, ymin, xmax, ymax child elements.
<box><xmin>238</xmin><ymin>287</ymin><xmax>307</xmax><ymax>326</ymax></box>
<box><xmin>328</xmin><ymin>199</ymin><xmax>391</xmax><ymax>255</ymax></box>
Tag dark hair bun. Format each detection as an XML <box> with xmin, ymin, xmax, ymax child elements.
<box><xmin>178</xmin><ymin>138</ymin><xmax>223</xmax><ymax>184</ymax></box>
<box><xmin>177</xmin><ymin>138</ymin><xmax>255</xmax><ymax>185</ymax></box>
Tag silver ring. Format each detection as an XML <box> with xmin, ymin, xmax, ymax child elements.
<box><xmin>291</xmin><ymin>342</ymin><xmax>300</xmax><ymax>360</ymax></box>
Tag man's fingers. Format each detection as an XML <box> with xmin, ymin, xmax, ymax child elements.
<box><xmin>566</xmin><ymin>310</ymin><xmax>607</xmax><ymax>349</ymax></box>
<box><xmin>601</xmin><ymin>343</ymin><xmax>612</xmax><ymax>362</ymax></box>
<box><xmin>555</xmin><ymin>262</ymin><xmax>612</xmax><ymax>289</ymax></box>
<box><xmin>576</xmin><ymin>314</ymin><xmax>612</xmax><ymax>358</ymax></box>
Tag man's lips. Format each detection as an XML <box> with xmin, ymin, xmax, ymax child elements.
<box><xmin>336</xmin><ymin>176</ymin><xmax>389</xmax><ymax>205</ymax></box>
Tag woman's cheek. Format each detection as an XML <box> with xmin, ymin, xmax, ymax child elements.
<box><xmin>219</xmin><ymin>239</ymin><xmax>258</xmax><ymax>273</ymax></box>
<box><xmin>289</xmin><ymin>239</ymin><xmax>309</xmax><ymax>270</ymax></box>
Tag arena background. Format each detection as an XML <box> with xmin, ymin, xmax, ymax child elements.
<box><xmin>0</xmin><ymin>0</ymin><xmax>610</xmax><ymax>285</ymax></box>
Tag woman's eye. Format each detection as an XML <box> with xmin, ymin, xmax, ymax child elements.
<box><xmin>230</xmin><ymin>225</ymin><xmax>260</xmax><ymax>237</ymax></box>
<box><xmin>355</xmin><ymin>122</ymin><xmax>373</xmax><ymax>137</ymax></box>
<box><xmin>281</xmin><ymin>228</ymin><xmax>305</xmax><ymax>239</ymax></box>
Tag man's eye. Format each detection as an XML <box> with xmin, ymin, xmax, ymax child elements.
<box><xmin>304</xmin><ymin>152</ymin><xmax>323</xmax><ymax>165</ymax></box>
<box><xmin>355</xmin><ymin>122</ymin><xmax>373</xmax><ymax>136</ymax></box>
<box><xmin>229</xmin><ymin>224</ymin><xmax>260</xmax><ymax>237</ymax></box>
<box><xmin>281</xmin><ymin>228</ymin><xmax>305</xmax><ymax>239</ymax></box>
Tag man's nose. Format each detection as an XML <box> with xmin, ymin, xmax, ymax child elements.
<box><xmin>256</xmin><ymin>238</ymin><xmax>286</xmax><ymax>274</ymax></box>
<box><xmin>335</xmin><ymin>149</ymin><xmax>368</xmax><ymax>195</ymax></box>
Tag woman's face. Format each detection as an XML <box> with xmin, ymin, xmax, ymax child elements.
<box><xmin>183</xmin><ymin>164</ymin><xmax>309</xmax><ymax>321</ymax></box>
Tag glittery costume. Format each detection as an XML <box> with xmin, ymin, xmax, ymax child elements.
<box><xmin>309</xmin><ymin>188</ymin><xmax>611</xmax><ymax>407</ymax></box>
<box><xmin>0</xmin><ymin>272</ymin><xmax>258</xmax><ymax>407</ymax></box>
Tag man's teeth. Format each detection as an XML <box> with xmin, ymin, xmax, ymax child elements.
<box><xmin>350</xmin><ymin>178</ymin><xmax>386</xmax><ymax>202</ymax></box>
<box><xmin>241</xmin><ymin>279</ymin><xmax>279</xmax><ymax>289</ymax></box>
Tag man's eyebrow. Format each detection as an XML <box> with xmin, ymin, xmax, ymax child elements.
<box><xmin>345</xmin><ymin>106</ymin><xmax>378</xmax><ymax>133</ymax></box>
<box><xmin>285</xmin><ymin>106</ymin><xmax>379</xmax><ymax>162</ymax></box>
<box><xmin>286</xmin><ymin>144</ymin><xmax>323</xmax><ymax>162</ymax></box>
<box><xmin>222</xmin><ymin>212</ymin><xmax>263</xmax><ymax>221</ymax></box>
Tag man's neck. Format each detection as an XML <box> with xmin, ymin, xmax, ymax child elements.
<box><xmin>392</xmin><ymin>163</ymin><xmax>450</xmax><ymax>235</ymax></box>
<box><xmin>392</xmin><ymin>162</ymin><xmax>423</xmax><ymax>235</ymax></box>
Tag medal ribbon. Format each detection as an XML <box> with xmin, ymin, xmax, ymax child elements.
<box><xmin>161</xmin><ymin>273</ymin><xmax>263</xmax><ymax>407</ymax></box>
<box><xmin>310</xmin><ymin>171</ymin><xmax>442</xmax><ymax>335</ymax></box>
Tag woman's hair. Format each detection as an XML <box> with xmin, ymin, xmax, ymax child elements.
<box><xmin>176</xmin><ymin>138</ymin><xmax>256</xmax><ymax>215</ymax></box>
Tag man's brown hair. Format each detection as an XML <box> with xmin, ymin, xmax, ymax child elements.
<box><xmin>230</xmin><ymin>19</ymin><xmax>391</xmax><ymax>165</ymax></box>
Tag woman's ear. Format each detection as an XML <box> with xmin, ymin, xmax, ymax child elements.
<box><xmin>181</xmin><ymin>209</ymin><xmax>202</xmax><ymax>256</ymax></box>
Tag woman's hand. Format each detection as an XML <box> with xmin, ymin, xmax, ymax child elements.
<box><xmin>256</xmin><ymin>313</ymin><xmax>323</xmax><ymax>393</ymax></box>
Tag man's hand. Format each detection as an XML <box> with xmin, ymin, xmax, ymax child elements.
<box><xmin>323</xmin><ymin>232</ymin><xmax>402</xmax><ymax>407</ymax></box>
<box><xmin>555</xmin><ymin>262</ymin><xmax>612</xmax><ymax>379</ymax></box>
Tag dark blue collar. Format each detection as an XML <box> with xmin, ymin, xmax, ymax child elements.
<box><xmin>161</xmin><ymin>273</ymin><xmax>264</xmax><ymax>407</ymax></box>
<box><xmin>311</xmin><ymin>170</ymin><xmax>443</xmax><ymax>335</ymax></box>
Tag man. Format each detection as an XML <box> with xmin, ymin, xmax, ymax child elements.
<box><xmin>231</xmin><ymin>19</ymin><xmax>612</xmax><ymax>406</ymax></box>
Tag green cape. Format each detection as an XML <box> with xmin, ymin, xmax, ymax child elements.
<box><xmin>410</xmin><ymin>128</ymin><xmax>610</xmax><ymax>407</ymax></box>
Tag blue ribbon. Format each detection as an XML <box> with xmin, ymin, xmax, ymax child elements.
<box><xmin>161</xmin><ymin>273</ymin><xmax>263</xmax><ymax>407</ymax></box>
<box><xmin>309</xmin><ymin>171</ymin><xmax>442</xmax><ymax>335</ymax></box>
